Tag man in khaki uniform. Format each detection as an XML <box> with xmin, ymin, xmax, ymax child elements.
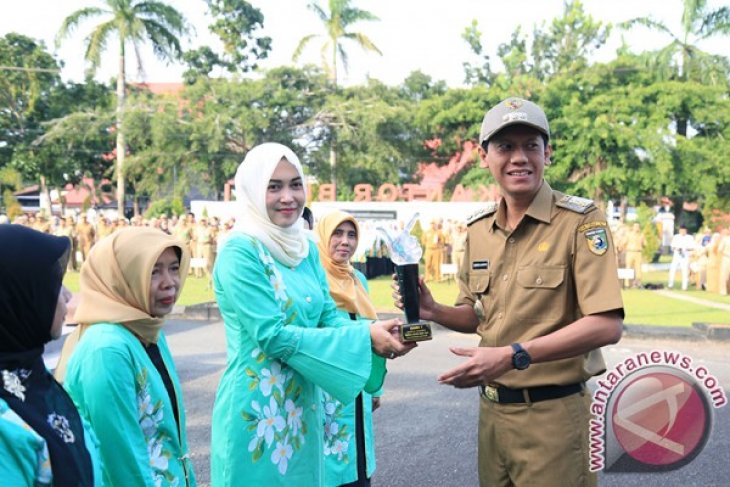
<box><xmin>96</xmin><ymin>216</ymin><xmax>114</xmax><ymax>240</ymax></box>
<box><xmin>624</xmin><ymin>222</ymin><xmax>644</xmax><ymax>288</ymax></box>
<box><xmin>421</xmin><ymin>219</ymin><xmax>446</xmax><ymax>282</ymax></box>
<box><xmin>195</xmin><ymin>218</ymin><xmax>217</xmax><ymax>283</ymax></box>
<box><xmin>719</xmin><ymin>228</ymin><xmax>730</xmax><ymax>295</ymax></box>
<box><xmin>397</xmin><ymin>98</ymin><xmax>623</xmax><ymax>486</ymax></box>
<box><xmin>451</xmin><ymin>222</ymin><xmax>468</xmax><ymax>271</ymax></box>
<box><xmin>76</xmin><ymin>215</ymin><xmax>96</xmax><ymax>263</ymax></box>
<box><xmin>54</xmin><ymin>216</ymin><xmax>78</xmax><ymax>271</ymax></box>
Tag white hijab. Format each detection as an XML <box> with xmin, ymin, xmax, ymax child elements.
<box><xmin>233</xmin><ymin>143</ymin><xmax>310</xmax><ymax>267</ymax></box>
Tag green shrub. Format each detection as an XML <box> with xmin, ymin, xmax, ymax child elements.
<box><xmin>144</xmin><ymin>197</ymin><xmax>186</xmax><ymax>218</ymax></box>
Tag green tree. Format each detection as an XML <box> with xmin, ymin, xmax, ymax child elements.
<box><xmin>306</xmin><ymin>80</ymin><xmax>426</xmax><ymax>194</ymax></box>
<box><xmin>531</xmin><ymin>0</ymin><xmax>610</xmax><ymax>80</ymax></box>
<box><xmin>292</xmin><ymin>0</ymin><xmax>382</xmax><ymax>87</ymax></box>
<box><xmin>399</xmin><ymin>70</ymin><xmax>447</xmax><ymax>102</ymax></box>
<box><xmin>0</xmin><ymin>166</ymin><xmax>23</xmax><ymax>217</ymax></box>
<box><xmin>461</xmin><ymin>20</ymin><xmax>495</xmax><ymax>86</ymax></box>
<box><xmin>56</xmin><ymin>0</ymin><xmax>189</xmax><ymax>215</ymax></box>
<box><xmin>621</xmin><ymin>0</ymin><xmax>730</xmax><ymax>136</ymax></box>
<box><xmin>183</xmin><ymin>0</ymin><xmax>271</xmax><ymax>83</ymax></box>
<box><xmin>181</xmin><ymin>66</ymin><xmax>329</xmax><ymax>199</ymax></box>
<box><xmin>292</xmin><ymin>0</ymin><xmax>382</xmax><ymax>185</ymax></box>
<box><xmin>0</xmin><ymin>33</ymin><xmax>61</xmax><ymax>170</ymax></box>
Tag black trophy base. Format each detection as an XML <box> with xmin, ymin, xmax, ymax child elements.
<box><xmin>401</xmin><ymin>322</ymin><xmax>433</xmax><ymax>342</ymax></box>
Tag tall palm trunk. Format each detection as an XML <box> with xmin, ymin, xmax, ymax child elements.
<box><xmin>329</xmin><ymin>43</ymin><xmax>338</xmax><ymax>187</ymax></box>
<box><xmin>116</xmin><ymin>40</ymin><xmax>126</xmax><ymax>216</ymax></box>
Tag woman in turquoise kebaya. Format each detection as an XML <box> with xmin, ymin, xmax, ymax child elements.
<box><xmin>59</xmin><ymin>227</ymin><xmax>196</xmax><ymax>487</ymax></box>
<box><xmin>315</xmin><ymin>211</ymin><xmax>383</xmax><ymax>487</ymax></box>
<box><xmin>210</xmin><ymin>143</ymin><xmax>415</xmax><ymax>486</ymax></box>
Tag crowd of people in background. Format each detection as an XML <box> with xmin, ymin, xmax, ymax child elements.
<box><xmin>612</xmin><ymin>219</ymin><xmax>730</xmax><ymax>295</ymax></box>
<box><xmin>1</xmin><ymin>211</ymin><xmax>238</xmax><ymax>287</ymax></box>
<box><xmin>2</xmin><ymin>208</ymin><xmax>729</xmax><ymax>296</ymax></box>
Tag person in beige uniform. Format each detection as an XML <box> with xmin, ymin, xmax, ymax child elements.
<box><xmin>624</xmin><ymin>222</ymin><xmax>645</xmax><ymax>288</ymax></box>
<box><xmin>421</xmin><ymin>219</ymin><xmax>446</xmax><ymax>282</ymax></box>
<box><xmin>705</xmin><ymin>232</ymin><xmax>722</xmax><ymax>293</ymax></box>
<box><xmin>76</xmin><ymin>215</ymin><xmax>96</xmax><ymax>263</ymax></box>
<box><xmin>451</xmin><ymin>222</ymin><xmax>468</xmax><ymax>271</ymax></box>
<box><xmin>394</xmin><ymin>97</ymin><xmax>623</xmax><ymax>487</ymax></box>
<box><xmin>719</xmin><ymin>228</ymin><xmax>730</xmax><ymax>295</ymax></box>
<box><xmin>195</xmin><ymin>217</ymin><xmax>216</xmax><ymax>282</ymax></box>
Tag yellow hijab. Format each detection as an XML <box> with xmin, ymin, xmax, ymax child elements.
<box><xmin>315</xmin><ymin>211</ymin><xmax>377</xmax><ymax>320</ymax></box>
<box><xmin>54</xmin><ymin>227</ymin><xmax>190</xmax><ymax>382</ymax></box>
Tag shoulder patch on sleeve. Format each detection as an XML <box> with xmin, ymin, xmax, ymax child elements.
<box><xmin>556</xmin><ymin>194</ymin><xmax>595</xmax><ymax>214</ymax></box>
<box><xmin>466</xmin><ymin>203</ymin><xmax>497</xmax><ymax>226</ymax></box>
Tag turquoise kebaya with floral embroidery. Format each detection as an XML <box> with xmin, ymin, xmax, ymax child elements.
<box><xmin>65</xmin><ymin>325</ymin><xmax>196</xmax><ymax>487</ymax></box>
<box><xmin>322</xmin><ymin>270</ymin><xmax>380</xmax><ymax>486</ymax></box>
<box><xmin>211</xmin><ymin>235</ymin><xmax>384</xmax><ymax>487</ymax></box>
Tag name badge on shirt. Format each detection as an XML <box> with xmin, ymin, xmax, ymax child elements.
<box><xmin>472</xmin><ymin>260</ymin><xmax>490</xmax><ymax>270</ymax></box>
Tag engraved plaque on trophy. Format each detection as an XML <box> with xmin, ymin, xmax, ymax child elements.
<box><xmin>378</xmin><ymin>215</ymin><xmax>433</xmax><ymax>342</ymax></box>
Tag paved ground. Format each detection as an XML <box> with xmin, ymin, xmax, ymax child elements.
<box><xmin>47</xmin><ymin>288</ymin><xmax>729</xmax><ymax>486</ymax></box>
<box><xmin>140</xmin><ymin>319</ymin><xmax>728</xmax><ymax>487</ymax></box>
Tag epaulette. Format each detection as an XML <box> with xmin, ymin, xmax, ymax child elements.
<box><xmin>466</xmin><ymin>202</ymin><xmax>498</xmax><ymax>226</ymax></box>
<box><xmin>556</xmin><ymin>194</ymin><xmax>595</xmax><ymax>214</ymax></box>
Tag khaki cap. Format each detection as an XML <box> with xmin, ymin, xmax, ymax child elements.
<box><xmin>479</xmin><ymin>97</ymin><xmax>550</xmax><ymax>145</ymax></box>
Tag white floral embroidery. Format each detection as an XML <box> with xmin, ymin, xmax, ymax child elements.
<box><xmin>136</xmin><ymin>369</ymin><xmax>178</xmax><ymax>486</ymax></box>
<box><xmin>285</xmin><ymin>399</ymin><xmax>303</xmax><ymax>436</ymax></box>
<box><xmin>259</xmin><ymin>362</ymin><xmax>286</xmax><ymax>397</ymax></box>
<box><xmin>240</xmin><ymin>238</ymin><xmax>308</xmax><ymax>474</ymax></box>
<box><xmin>322</xmin><ymin>392</ymin><xmax>350</xmax><ymax>462</ymax></box>
<box><xmin>271</xmin><ymin>435</ymin><xmax>293</xmax><ymax>475</ymax></box>
<box><xmin>47</xmin><ymin>413</ymin><xmax>75</xmax><ymax>443</ymax></box>
<box><xmin>148</xmin><ymin>438</ymin><xmax>170</xmax><ymax>471</ymax></box>
<box><xmin>257</xmin><ymin>396</ymin><xmax>286</xmax><ymax>446</ymax></box>
<box><xmin>331</xmin><ymin>439</ymin><xmax>348</xmax><ymax>461</ymax></box>
<box><xmin>2</xmin><ymin>369</ymin><xmax>30</xmax><ymax>401</ymax></box>
<box><xmin>269</xmin><ymin>272</ymin><xmax>288</xmax><ymax>303</ymax></box>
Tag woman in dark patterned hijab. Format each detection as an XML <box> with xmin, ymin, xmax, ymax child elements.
<box><xmin>0</xmin><ymin>224</ymin><xmax>101</xmax><ymax>486</ymax></box>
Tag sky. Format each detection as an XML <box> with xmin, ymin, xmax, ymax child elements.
<box><xmin>1</xmin><ymin>0</ymin><xmax>728</xmax><ymax>88</ymax></box>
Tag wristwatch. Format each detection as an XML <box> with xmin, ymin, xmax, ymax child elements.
<box><xmin>511</xmin><ymin>343</ymin><xmax>531</xmax><ymax>370</ymax></box>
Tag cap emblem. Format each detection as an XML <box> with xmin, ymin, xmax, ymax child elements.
<box><xmin>502</xmin><ymin>111</ymin><xmax>528</xmax><ymax>123</ymax></box>
<box><xmin>505</xmin><ymin>99</ymin><xmax>523</xmax><ymax>109</ymax></box>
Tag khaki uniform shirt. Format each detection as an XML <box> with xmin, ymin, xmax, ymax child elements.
<box><xmin>76</xmin><ymin>222</ymin><xmax>95</xmax><ymax>246</ymax></box>
<box><xmin>421</xmin><ymin>229</ymin><xmax>446</xmax><ymax>251</ymax></box>
<box><xmin>456</xmin><ymin>182</ymin><xmax>623</xmax><ymax>388</ymax></box>
<box><xmin>626</xmin><ymin>230</ymin><xmax>644</xmax><ymax>252</ymax></box>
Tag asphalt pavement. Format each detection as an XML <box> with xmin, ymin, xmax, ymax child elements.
<box><xmin>135</xmin><ymin>318</ymin><xmax>729</xmax><ymax>487</ymax></box>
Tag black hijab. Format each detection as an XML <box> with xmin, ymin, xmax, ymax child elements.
<box><xmin>0</xmin><ymin>224</ymin><xmax>94</xmax><ymax>486</ymax></box>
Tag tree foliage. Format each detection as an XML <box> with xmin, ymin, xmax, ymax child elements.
<box><xmin>292</xmin><ymin>0</ymin><xmax>382</xmax><ymax>86</ymax></box>
<box><xmin>183</xmin><ymin>0</ymin><xmax>271</xmax><ymax>83</ymax></box>
<box><xmin>1</xmin><ymin>1</ymin><xmax>727</xmax><ymax>218</ymax></box>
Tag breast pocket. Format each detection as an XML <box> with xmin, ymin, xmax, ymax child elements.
<box><xmin>514</xmin><ymin>265</ymin><xmax>566</xmax><ymax>322</ymax></box>
<box><xmin>468</xmin><ymin>271</ymin><xmax>490</xmax><ymax>295</ymax></box>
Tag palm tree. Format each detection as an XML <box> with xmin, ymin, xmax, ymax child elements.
<box><xmin>56</xmin><ymin>0</ymin><xmax>188</xmax><ymax>215</ymax></box>
<box><xmin>622</xmin><ymin>0</ymin><xmax>729</xmax><ymax>136</ymax></box>
<box><xmin>293</xmin><ymin>0</ymin><xmax>382</xmax><ymax>86</ymax></box>
<box><xmin>292</xmin><ymin>0</ymin><xmax>381</xmax><ymax>185</ymax></box>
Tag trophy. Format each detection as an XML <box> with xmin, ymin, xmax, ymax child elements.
<box><xmin>378</xmin><ymin>214</ymin><xmax>433</xmax><ymax>342</ymax></box>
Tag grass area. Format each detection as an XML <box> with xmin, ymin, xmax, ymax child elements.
<box><xmin>64</xmin><ymin>267</ymin><xmax>727</xmax><ymax>327</ymax></box>
<box><xmin>63</xmin><ymin>271</ymin><xmax>215</xmax><ymax>306</ymax></box>
<box><xmin>367</xmin><ymin>275</ymin><xmax>459</xmax><ymax>313</ymax></box>
<box><xmin>366</xmin><ymin>274</ymin><xmax>728</xmax><ymax>328</ymax></box>
<box><xmin>621</xmin><ymin>289</ymin><xmax>728</xmax><ymax>327</ymax></box>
